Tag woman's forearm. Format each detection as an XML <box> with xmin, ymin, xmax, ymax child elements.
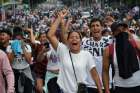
<box><xmin>60</xmin><ymin>19</ymin><xmax>68</xmax><ymax>44</ymax></box>
<box><xmin>47</xmin><ymin>17</ymin><xmax>61</xmax><ymax>38</ymax></box>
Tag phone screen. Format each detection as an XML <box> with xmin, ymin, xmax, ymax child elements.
<box><xmin>44</xmin><ymin>42</ymin><xmax>50</xmax><ymax>49</ymax></box>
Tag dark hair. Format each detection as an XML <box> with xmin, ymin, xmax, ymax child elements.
<box><xmin>38</xmin><ymin>32</ymin><xmax>46</xmax><ymax>38</ymax></box>
<box><xmin>67</xmin><ymin>31</ymin><xmax>82</xmax><ymax>40</ymax></box>
<box><xmin>13</xmin><ymin>26</ymin><xmax>23</xmax><ymax>39</ymax></box>
<box><xmin>111</xmin><ymin>22</ymin><xmax>128</xmax><ymax>33</ymax></box>
<box><xmin>89</xmin><ymin>18</ymin><xmax>103</xmax><ymax>28</ymax></box>
<box><xmin>0</xmin><ymin>28</ymin><xmax>12</xmax><ymax>37</ymax></box>
<box><xmin>102</xmin><ymin>29</ymin><xmax>111</xmax><ymax>35</ymax></box>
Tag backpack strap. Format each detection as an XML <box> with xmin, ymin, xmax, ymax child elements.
<box><xmin>129</xmin><ymin>39</ymin><xmax>140</xmax><ymax>59</ymax></box>
<box><xmin>109</xmin><ymin>44</ymin><xmax>114</xmax><ymax>58</ymax></box>
<box><xmin>108</xmin><ymin>43</ymin><xmax>115</xmax><ymax>89</ymax></box>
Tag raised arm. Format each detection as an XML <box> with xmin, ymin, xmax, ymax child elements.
<box><xmin>102</xmin><ymin>47</ymin><xmax>110</xmax><ymax>93</ymax></box>
<box><xmin>25</xmin><ymin>28</ymin><xmax>36</xmax><ymax>44</ymax></box>
<box><xmin>21</xmin><ymin>41</ymin><xmax>32</xmax><ymax>64</ymax></box>
<box><xmin>60</xmin><ymin>9</ymin><xmax>70</xmax><ymax>44</ymax></box>
<box><xmin>60</xmin><ymin>18</ymin><xmax>68</xmax><ymax>44</ymax></box>
<box><xmin>47</xmin><ymin>13</ymin><xmax>62</xmax><ymax>50</ymax></box>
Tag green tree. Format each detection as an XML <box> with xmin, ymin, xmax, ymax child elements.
<box><xmin>124</xmin><ymin>0</ymin><xmax>140</xmax><ymax>6</ymax></box>
<box><xmin>0</xmin><ymin>0</ymin><xmax>11</xmax><ymax>6</ymax></box>
<box><xmin>22</xmin><ymin>0</ymin><xmax>29</xmax><ymax>4</ymax></box>
<box><xmin>3</xmin><ymin>0</ymin><xmax>10</xmax><ymax>3</ymax></box>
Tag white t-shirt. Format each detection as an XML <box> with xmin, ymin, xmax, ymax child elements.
<box><xmin>47</xmin><ymin>46</ymin><xmax>60</xmax><ymax>71</ymax></box>
<box><xmin>82</xmin><ymin>36</ymin><xmax>113</xmax><ymax>88</ymax></box>
<box><xmin>56</xmin><ymin>43</ymin><xmax>96</xmax><ymax>93</ymax></box>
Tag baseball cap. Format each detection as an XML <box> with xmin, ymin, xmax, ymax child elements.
<box><xmin>111</xmin><ymin>21</ymin><xmax>128</xmax><ymax>33</ymax></box>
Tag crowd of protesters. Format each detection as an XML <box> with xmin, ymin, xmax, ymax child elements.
<box><xmin>0</xmin><ymin>3</ymin><xmax>140</xmax><ymax>93</ymax></box>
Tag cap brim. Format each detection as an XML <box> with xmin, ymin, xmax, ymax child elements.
<box><xmin>118</xmin><ymin>23</ymin><xmax>128</xmax><ymax>28</ymax></box>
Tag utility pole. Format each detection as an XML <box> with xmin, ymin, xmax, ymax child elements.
<box><xmin>28</xmin><ymin>0</ymin><xmax>31</xmax><ymax>10</ymax></box>
<box><xmin>12</xmin><ymin>0</ymin><xmax>16</xmax><ymax>18</ymax></box>
<box><xmin>71</xmin><ymin>0</ymin><xmax>74</xmax><ymax>8</ymax></box>
<box><xmin>1</xmin><ymin>0</ymin><xmax>6</xmax><ymax>21</ymax></box>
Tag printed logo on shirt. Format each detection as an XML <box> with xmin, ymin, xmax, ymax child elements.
<box><xmin>82</xmin><ymin>37</ymin><xmax>112</xmax><ymax>56</ymax></box>
<box><xmin>49</xmin><ymin>52</ymin><xmax>59</xmax><ymax>63</ymax></box>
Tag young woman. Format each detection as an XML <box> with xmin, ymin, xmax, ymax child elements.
<box><xmin>47</xmin><ymin>11</ymin><xmax>102</xmax><ymax>93</ymax></box>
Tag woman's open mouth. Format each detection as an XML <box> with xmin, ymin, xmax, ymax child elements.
<box><xmin>72</xmin><ymin>42</ymin><xmax>78</xmax><ymax>46</ymax></box>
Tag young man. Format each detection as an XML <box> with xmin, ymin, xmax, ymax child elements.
<box><xmin>6</xmin><ymin>27</ymin><xmax>34</xmax><ymax>93</ymax></box>
<box><xmin>82</xmin><ymin>18</ymin><xmax>113</xmax><ymax>93</ymax></box>
<box><xmin>102</xmin><ymin>22</ymin><xmax>140</xmax><ymax>93</ymax></box>
<box><xmin>0</xmin><ymin>28</ymin><xmax>12</xmax><ymax>52</ymax></box>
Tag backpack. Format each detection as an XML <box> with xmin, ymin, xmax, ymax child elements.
<box><xmin>109</xmin><ymin>39</ymin><xmax>140</xmax><ymax>78</ymax></box>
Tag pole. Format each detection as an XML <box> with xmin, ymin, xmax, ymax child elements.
<box><xmin>89</xmin><ymin>0</ymin><xmax>91</xmax><ymax>9</ymax></box>
<box><xmin>1</xmin><ymin>0</ymin><xmax>6</xmax><ymax>21</ymax></box>
<box><xmin>12</xmin><ymin>0</ymin><xmax>16</xmax><ymax>18</ymax></box>
<box><xmin>28</xmin><ymin>0</ymin><xmax>31</xmax><ymax>10</ymax></box>
<box><xmin>72</xmin><ymin>0</ymin><xmax>74</xmax><ymax>8</ymax></box>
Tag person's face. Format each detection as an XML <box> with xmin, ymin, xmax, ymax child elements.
<box><xmin>0</xmin><ymin>32</ymin><xmax>10</xmax><ymax>44</ymax></box>
<box><xmin>67</xmin><ymin>32</ymin><xmax>81</xmax><ymax>53</ymax></box>
<box><xmin>39</xmin><ymin>33</ymin><xmax>47</xmax><ymax>44</ymax></box>
<box><xmin>90</xmin><ymin>21</ymin><xmax>102</xmax><ymax>38</ymax></box>
<box><xmin>83</xmin><ymin>26</ymin><xmax>89</xmax><ymax>32</ymax></box>
<box><xmin>104</xmin><ymin>20</ymin><xmax>114</xmax><ymax>27</ymax></box>
<box><xmin>126</xmin><ymin>15</ymin><xmax>133</xmax><ymax>20</ymax></box>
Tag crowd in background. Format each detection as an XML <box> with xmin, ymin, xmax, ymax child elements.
<box><xmin>0</xmin><ymin>3</ymin><xmax>140</xmax><ymax>93</ymax></box>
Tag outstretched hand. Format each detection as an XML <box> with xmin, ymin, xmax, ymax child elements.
<box><xmin>58</xmin><ymin>9</ymin><xmax>69</xmax><ymax>19</ymax></box>
<box><xmin>25</xmin><ymin>28</ymin><xmax>33</xmax><ymax>33</ymax></box>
